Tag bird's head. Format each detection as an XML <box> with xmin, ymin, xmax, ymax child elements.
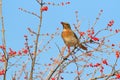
<box><xmin>61</xmin><ymin>22</ymin><xmax>71</xmax><ymax>30</ymax></box>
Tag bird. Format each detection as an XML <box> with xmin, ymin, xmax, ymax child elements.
<box><xmin>61</xmin><ymin>22</ymin><xmax>87</xmax><ymax>50</ymax></box>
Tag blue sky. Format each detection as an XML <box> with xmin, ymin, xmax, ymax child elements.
<box><xmin>2</xmin><ymin>0</ymin><xmax>120</xmax><ymax>49</ymax></box>
<box><xmin>1</xmin><ymin>0</ymin><xmax>120</xmax><ymax>80</ymax></box>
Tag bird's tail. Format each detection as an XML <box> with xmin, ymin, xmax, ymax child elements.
<box><xmin>78</xmin><ymin>43</ymin><xmax>87</xmax><ymax>50</ymax></box>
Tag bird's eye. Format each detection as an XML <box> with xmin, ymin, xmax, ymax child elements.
<box><xmin>66</xmin><ymin>24</ymin><xmax>69</xmax><ymax>25</ymax></box>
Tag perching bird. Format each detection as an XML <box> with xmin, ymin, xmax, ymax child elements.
<box><xmin>61</xmin><ymin>22</ymin><xmax>87</xmax><ymax>50</ymax></box>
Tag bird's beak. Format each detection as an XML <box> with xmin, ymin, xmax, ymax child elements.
<box><xmin>61</xmin><ymin>22</ymin><xmax>64</xmax><ymax>25</ymax></box>
<box><xmin>61</xmin><ymin>22</ymin><xmax>65</xmax><ymax>28</ymax></box>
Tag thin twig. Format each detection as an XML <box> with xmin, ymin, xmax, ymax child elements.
<box><xmin>29</xmin><ymin>0</ymin><xmax>43</xmax><ymax>80</ymax></box>
<box><xmin>46</xmin><ymin>47</ymin><xmax>77</xmax><ymax>80</ymax></box>
<box><xmin>19</xmin><ymin>8</ymin><xmax>40</xmax><ymax>18</ymax></box>
<box><xmin>1</xmin><ymin>16</ymin><xmax>8</xmax><ymax>80</ymax></box>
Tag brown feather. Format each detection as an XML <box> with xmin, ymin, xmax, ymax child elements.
<box><xmin>61</xmin><ymin>22</ymin><xmax>87</xmax><ymax>50</ymax></box>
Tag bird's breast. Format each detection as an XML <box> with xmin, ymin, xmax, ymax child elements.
<box><xmin>61</xmin><ymin>29</ymin><xmax>78</xmax><ymax>46</ymax></box>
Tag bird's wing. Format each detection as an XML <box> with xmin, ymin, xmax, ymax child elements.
<box><xmin>73</xmin><ymin>31</ymin><xmax>79</xmax><ymax>41</ymax></box>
